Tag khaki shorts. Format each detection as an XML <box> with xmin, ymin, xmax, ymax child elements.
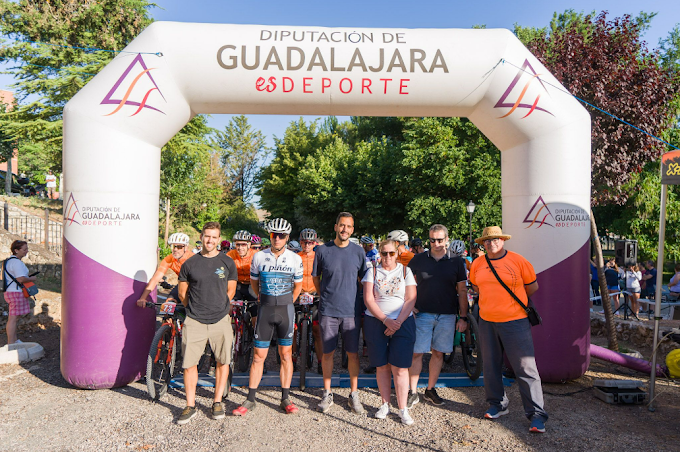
<box><xmin>181</xmin><ymin>315</ymin><xmax>233</xmax><ymax>369</ymax></box>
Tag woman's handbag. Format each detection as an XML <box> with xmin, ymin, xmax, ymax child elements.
<box><xmin>3</xmin><ymin>258</ymin><xmax>39</xmax><ymax>299</ymax></box>
<box><xmin>484</xmin><ymin>255</ymin><xmax>542</xmax><ymax>326</ymax></box>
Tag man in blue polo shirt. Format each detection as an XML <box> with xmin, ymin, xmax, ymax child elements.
<box><xmin>313</xmin><ymin>212</ymin><xmax>368</xmax><ymax>414</ymax></box>
<box><xmin>407</xmin><ymin>224</ymin><xmax>468</xmax><ymax>408</ymax></box>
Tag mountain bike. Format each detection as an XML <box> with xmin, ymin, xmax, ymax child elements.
<box><xmin>294</xmin><ymin>293</ymin><xmax>317</xmax><ymax>391</ymax></box>
<box><xmin>230</xmin><ymin>299</ymin><xmax>256</xmax><ymax>372</ymax></box>
<box><xmin>443</xmin><ymin>290</ymin><xmax>482</xmax><ymax>380</ymax></box>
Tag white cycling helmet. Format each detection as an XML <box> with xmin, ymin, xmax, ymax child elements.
<box><xmin>449</xmin><ymin>240</ymin><xmax>466</xmax><ymax>257</ymax></box>
<box><xmin>299</xmin><ymin>228</ymin><xmax>318</xmax><ymax>241</ymax></box>
<box><xmin>267</xmin><ymin>218</ymin><xmax>292</xmax><ymax>234</ymax></box>
<box><xmin>233</xmin><ymin>230</ymin><xmax>252</xmax><ymax>242</ymax></box>
<box><xmin>288</xmin><ymin>240</ymin><xmax>302</xmax><ymax>252</ymax></box>
<box><xmin>387</xmin><ymin>229</ymin><xmax>409</xmax><ymax>243</ymax></box>
<box><xmin>349</xmin><ymin>237</ymin><xmax>360</xmax><ymax>245</ymax></box>
<box><xmin>167</xmin><ymin>232</ymin><xmax>190</xmax><ymax>246</ymax></box>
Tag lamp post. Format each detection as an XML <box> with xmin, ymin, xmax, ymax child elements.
<box><xmin>466</xmin><ymin>201</ymin><xmax>476</xmax><ymax>254</ymax></box>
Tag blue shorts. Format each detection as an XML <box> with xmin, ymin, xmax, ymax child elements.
<box><xmin>607</xmin><ymin>285</ymin><xmax>619</xmax><ymax>291</ymax></box>
<box><xmin>414</xmin><ymin>312</ymin><xmax>456</xmax><ymax>354</ymax></box>
<box><xmin>364</xmin><ymin>315</ymin><xmax>416</xmax><ymax>368</ymax></box>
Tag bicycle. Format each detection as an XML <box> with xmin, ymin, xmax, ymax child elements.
<box><xmin>146</xmin><ymin>291</ymin><xmax>232</xmax><ymax>400</ymax></box>
<box><xmin>443</xmin><ymin>290</ymin><xmax>483</xmax><ymax>380</ymax></box>
<box><xmin>230</xmin><ymin>299</ymin><xmax>257</xmax><ymax>372</ymax></box>
<box><xmin>294</xmin><ymin>293</ymin><xmax>317</xmax><ymax>391</ymax></box>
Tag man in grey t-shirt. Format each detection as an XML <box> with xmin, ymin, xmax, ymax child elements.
<box><xmin>313</xmin><ymin>212</ymin><xmax>367</xmax><ymax>414</ymax></box>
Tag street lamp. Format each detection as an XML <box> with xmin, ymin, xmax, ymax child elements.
<box><xmin>466</xmin><ymin>201</ymin><xmax>476</xmax><ymax>254</ymax></box>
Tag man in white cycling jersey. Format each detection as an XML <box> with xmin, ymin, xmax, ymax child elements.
<box><xmin>233</xmin><ymin>218</ymin><xmax>303</xmax><ymax>416</ymax></box>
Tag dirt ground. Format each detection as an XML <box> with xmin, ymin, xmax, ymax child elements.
<box><xmin>1</xmin><ymin>322</ymin><xmax>680</xmax><ymax>452</ymax></box>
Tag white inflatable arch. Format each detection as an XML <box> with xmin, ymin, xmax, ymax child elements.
<box><xmin>62</xmin><ymin>23</ymin><xmax>591</xmax><ymax>388</ymax></box>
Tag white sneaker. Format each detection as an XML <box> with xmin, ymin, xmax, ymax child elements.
<box><xmin>375</xmin><ymin>403</ymin><xmax>390</xmax><ymax>419</ymax></box>
<box><xmin>13</xmin><ymin>339</ymin><xmax>23</xmax><ymax>344</ymax></box>
<box><xmin>398</xmin><ymin>408</ymin><xmax>414</xmax><ymax>425</ymax></box>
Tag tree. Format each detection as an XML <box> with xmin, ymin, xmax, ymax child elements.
<box><xmin>0</xmin><ymin>0</ymin><xmax>156</xmax><ymax>169</ymax></box>
<box><xmin>215</xmin><ymin>115</ymin><xmax>268</xmax><ymax>204</ymax></box>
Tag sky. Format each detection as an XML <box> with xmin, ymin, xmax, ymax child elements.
<box><xmin>0</xmin><ymin>0</ymin><xmax>678</xmax><ymax>204</ymax></box>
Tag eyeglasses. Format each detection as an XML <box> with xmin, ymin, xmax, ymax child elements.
<box><xmin>483</xmin><ymin>238</ymin><xmax>501</xmax><ymax>244</ymax></box>
<box><xmin>235</xmin><ymin>242</ymin><xmax>249</xmax><ymax>247</ymax></box>
<box><xmin>380</xmin><ymin>251</ymin><xmax>397</xmax><ymax>257</ymax></box>
<box><xmin>429</xmin><ymin>238</ymin><xmax>446</xmax><ymax>244</ymax></box>
<box><xmin>172</xmin><ymin>245</ymin><xmax>185</xmax><ymax>249</ymax></box>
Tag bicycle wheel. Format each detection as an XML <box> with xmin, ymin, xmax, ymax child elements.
<box><xmin>462</xmin><ymin>316</ymin><xmax>483</xmax><ymax>380</ymax></box>
<box><xmin>299</xmin><ymin>319</ymin><xmax>308</xmax><ymax>391</ymax></box>
<box><xmin>146</xmin><ymin>324</ymin><xmax>176</xmax><ymax>401</ymax></box>
<box><xmin>443</xmin><ymin>349</ymin><xmax>455</xmax><ymax>364</ymax></box>
<box><xmin>238</xmin><ymin>313</ymin><xmax>254</xmax><ymax>372</ymax></box>
<box><xmin>197</xmin><ymin>344</ymin><xmax>213</xmax><ymax>375</ymax></box>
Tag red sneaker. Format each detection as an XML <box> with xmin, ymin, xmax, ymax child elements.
<box><xmin>281</xmin><ymin>398</ymin><xmax>299</xmax><ymax>414</ymax></box>
<box><xmin>232</xmin><ymin>400</ymin><xmax>256</xmax><ymax>416</ymax></box>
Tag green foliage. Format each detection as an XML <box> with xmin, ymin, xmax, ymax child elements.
<box><xmin>0</xmin><ymin>0</ymin><xmax>156</xmax><ymax>169</ymax></box>
<box><xmin>258</xmin><ymin>116</ymin><xmax>502</xmax><ymax>242</ymax></box>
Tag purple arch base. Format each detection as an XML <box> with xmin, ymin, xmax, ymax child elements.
<box><xmin>60</xmin><ymin>239</ymin><xmax>156</xmax><ymax>389</ymax></box>
<box><xmin>532</xmin><ymin>241</ymin><xmax>591</xmax><ymax>383</ymax></box>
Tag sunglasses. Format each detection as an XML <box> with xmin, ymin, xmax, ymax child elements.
<box><xmin>172</xmin><ymin>245</ymin><xmax>185</xmax><ymax>249</ymax></box>
<box><xmin>429</xmin><ymin>238</ymin><xmax>446</xmax><ymax>244</ymax></box>
<box><xmin>235</xmin><ymin>242</ymin><xmax>249</xmax><ymax>247</ymax></box>
<box><xmin>302</xmin><ymin>240</ymin><xmax>315</xmax><ymax>245</ymax></box>
<box><xmin>251</xmin><ymin>245</ymin><xmax>261</xmax><ymax>249</ymax></box>
<box><xmin>271</xmin><ymin>232</ymin><xmax>288</xmax><ymax>240</ymax></box>
<box><xmin>483</xmin><ymin>238</ymin><xmax>501</xmax><ymax>244</ymax></box>
<box><xmin>380</xmin><ymin>251</ymin><xmax>397</xmax><ymax>257</ymax></box>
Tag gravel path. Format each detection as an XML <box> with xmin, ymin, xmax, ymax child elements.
<box><xmin>2</xmin><ymin>327</ymin><xmax>680</xmax><ymax>451</ymax></box>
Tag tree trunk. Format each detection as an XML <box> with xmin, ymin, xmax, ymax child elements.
<box><xmin>590</xmin><ymin>209</ymin><xmax>619</xmax><ymax>351</ymax></box>
<box><xmin>5</xmin><ymin>153</ymin><xmax>11</xmax><ymax>195</ymax></box>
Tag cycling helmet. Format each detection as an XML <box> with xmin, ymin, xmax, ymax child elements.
<box><xmin>411</xmin><ymin>238</ymin><xmax>423</xmax><ymax>248</ymax></box>
<box><xmin>349</xmin><ymin>237</ymin><xmax>360</xmax><ymax>245</ymax></box>
<box><xmin>261</xmin><ymin>237</ymin><xmax>271</xmax><ymax>246</ymax></box>
<box><xmin>221</xmin><ymin>240</ymin><xmax>231</xmax><ymax>249</ymax></box>
<box><xmin>267</xmin><ymin>218</ymin><xmax>292</xmax><ymax>234</ymax></box>
<box><xmin>360</xmin><ymin>235</ymin><xmax>375</xmax><ymax>245</ymax></box>
<box><xmin>167</xmin><ymin>233</ymin><xmax>190</xmax><ymax>246</ymax></box>
<box><xmin>448</xmin><ymin>240</ymin><xmax>466</xmax><ymax>257</ymax></box>
<box><xmin>300</xmin><ymin>228</ymin><xmax>318</xmax><ymax>241</ymax></box>
<box><xmin>387</xmin><ymin>229</ymin><xmax>408</xmax><ymax>243</ymax></box>
<box><xmin>251</xmin><ymin>235</ymin><xmax>262</xmax><ymax>244</ymax></box>
<box><xmin>233</xmin><ymin>230</ymin><xmax>252</xmax><ymax>242</ymax></box>
<box><xmin>288</xmin><ymin>240</ymin><xmax>302</xmax><ymax>253</ymax></box>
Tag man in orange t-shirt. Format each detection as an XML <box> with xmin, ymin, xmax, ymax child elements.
<box><xmin>298</xmin><ymin>228</ymin><xmax>323</xmax><ymax>373</ymax></box>
<box><xmin>137</xmin><ymin>232</ymin><xmax>192</xmax><ymax>307</ymax></box>
<box><xmin>388</xmin><ymin>229</ymin><xmax>415</xmax><ymax>265</ymax></box>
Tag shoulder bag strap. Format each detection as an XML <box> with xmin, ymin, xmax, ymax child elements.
<box><xmin>484</xmin><ymin>255</ymin><xmax>529</xmax><ymax>312</ymax></box>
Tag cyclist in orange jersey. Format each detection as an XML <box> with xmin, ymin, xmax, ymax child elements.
<box><xmin>388</xmin><ymin>230</ymin><xmax>415</xmax><ymax>266</ymax></box>
<box><xmin>297</xmin><ymin>228</ymin><xmax>323</xmax><ymax>373</ymax></box>
<box><xmin>227</xmin><ymin>230</ymin><xmax>259</xmax><ymax>320</ymax></box>
<box><xmin>137</xmin><ymin>232</ymin><xmax>191</xmax><ymax>307</ymax></box>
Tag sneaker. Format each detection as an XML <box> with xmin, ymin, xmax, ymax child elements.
<box><xmin>375</xmin><ymin>402</ymin><xmax>390</xmax><ymax>419</ymax></box>
<box><xmin>398</xmin><ymin>408</ymin><xmax>414</xmax><ymax>425</ymax></box>
<box><xmin>318</xmin><ymin>391</ymin><xmax>334</xmax><ymax>413</ymax></box>
<box><xmin>423</xmin><ymin>388</ymin><xmax>444</xmax><ymax>406</ymax></box>
<box><xmin>13</xmin><ymin>339</ymin><xmax>23</xmax><ymax>344</ymax></box>
<box><xmin>232</xmin><ymin>400</ymin><xmax>257</xmax><ymax>416</ymax></box>
<box><xmin>363</xmin><ymin>366</ymin><xmax>376</xmax><ymax>374</ymax></box>
<box><xmin>406</xmin><ymin>390</ymin><xmax>419</xmax><ymax>409</ymax></box>
<box><xmin>348</xmin><ymin>391</ymin><xmax>366</xmax><ymax>414</ymax></box>
<box><xmin>530</xmin><ymin>418</ymin><xmax>546</xmax><ymax>433</ymax></box>
<box><xmin>280</xmin><ymin>398</ymin><xmax>299</xmax><ymax>414</ymax></box>
<box><xmin>211</xmin><ymin>402</ymin><xmax>225</xmax><ymax>420</ymax></box>
<box><xmin>177</xmin><ymin>406</ymin><xmax>197</xmax><ymax>425</ymax></box>
<box><xmin>484</xmin><ymin>406</ymin><xmax>509</xmax><ymax>419</ymax></box>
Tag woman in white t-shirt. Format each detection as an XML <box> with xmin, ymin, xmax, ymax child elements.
<box><xmin>3</xmin><ymin>240</ymin><xmax>37</xmax><ymax>344</ymax></box>
<box><xmin>362</xmin><ymin>239</ymin><xmax>417</xmax><ymax>425</ymax></box>
<box><xmin>625</xmin><ymin>264</ymin><xmax>642</xmax><ymax>314</ymax></box>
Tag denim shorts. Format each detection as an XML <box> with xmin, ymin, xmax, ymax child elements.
<box><xmin>414</xmin><ymin>312</ymin><xmax>456</xmax><ymax>354</ymax></box>
<box><xmin>607</xmin><ymin>285</ymin><xmax>619</xmax><ymax>291</ymax></box>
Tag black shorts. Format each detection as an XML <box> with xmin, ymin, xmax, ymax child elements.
<box><xmin>254</xmin><ymin>304</ymin><xmax>295</xmax><ymax>348</ymax></box>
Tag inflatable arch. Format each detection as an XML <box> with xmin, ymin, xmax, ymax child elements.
<box><xmin>62</xmin><ymin>23</ymin><xmax>591</xmax><ymax>388</ymax></box>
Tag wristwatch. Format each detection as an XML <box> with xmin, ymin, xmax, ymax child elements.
<box><xmin>459</xmin><ymin>316</ymin><xmax>468</xmax><ymax>322</ymax></box>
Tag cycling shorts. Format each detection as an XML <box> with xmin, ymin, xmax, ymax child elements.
<box><xmin>254</xmin><ymin>304</ymin><xmax>295</xmax><ymax>348</ymax></box>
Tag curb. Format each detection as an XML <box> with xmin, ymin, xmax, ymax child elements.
<box><xmin>0</xmin><ymin>342</ymin><xmax>45</xmax><ymax>364</ymax></box>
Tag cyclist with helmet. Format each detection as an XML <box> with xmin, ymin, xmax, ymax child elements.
<box><xmin>298</xmin><ymin>228</ymin><xmax>324</xmax><ymax>373</ymax></box>
<box><xmin>260</xmin><ymin>237</ymin><xmax>271</xmax><ymax>250</ymax></box>
<box><xmin>226</xmin><ymin>231</ymin><xmax>258</xmax><ymax>310</ymax></box>
<box><xmin>233</xmin><ymin>218</ymin><xmax>303</xmax><ymax>417</ymax></box>
<box><xmin>411</xmin><ymin>238</ymin><xmax>426</xmax><ymax>254</ymax></box>
<box><xmin>220</xmin><ymin>240</ymin><xmax>231</xmax><ymax>252</ymax></box>
<box><xmin>361</xmin><ymin>236</ymin><xmax>380</xmax><ymax>268</ymax></box>
<box><xmin>137</xmin><ymin>233</ymin><xmax>192</xmax><ymax>307</ymax></box>
<box><xmin>449</xmin><ymin>239</ymin><xmax>472</xmax><ymax>274</ymax></box>
<box><xmin>387</xmin><ymin>230</ymin><xmax>415</xmax><ymax>266</ymax></box>
<box><xmin>288</xmin><ymin>240</ymin><xmax>302</xmax><ymax>253</ymax></box>
<box><xmin>251</xmin><ymin>235</ymin><xmax>262</xmax><ymax>251</ymax></box>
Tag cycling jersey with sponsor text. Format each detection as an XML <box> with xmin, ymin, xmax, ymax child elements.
<box><xmin>250</xmin><ymin>248</ymin><xmax>303</xmax><ymax>306</ymax></box>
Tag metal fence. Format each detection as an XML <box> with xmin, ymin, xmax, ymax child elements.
<box><xmin>3</xmin><ymin>203</ymin><xmax>63</xmax><ymax>255</ymax></box>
